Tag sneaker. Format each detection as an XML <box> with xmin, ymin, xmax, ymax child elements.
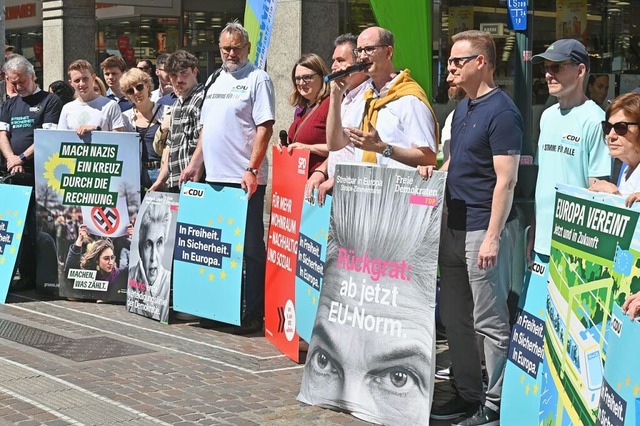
<box><xmin>430</xmin><ymin>395</ymin><xmax>480</xmax><ymax>421</ymax></box>
<box><xmin>435</xmin><ymin>364</ymin><xmax>452</xmax><ymax>381</ymax></box>
<box><xmin>451</xmin><ymin>405</ymin><xmax>499</xmax><ymax>426</ymax></box>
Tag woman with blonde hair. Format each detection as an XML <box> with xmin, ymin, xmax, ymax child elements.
<box><xmin>120</xmin><ymin>67</ymin><xmax>165</xmax><ymax>192</ymax></box>
<box><xmin>285</xmin><ymin>53</ymin><xmax>331</xmax><ymax>176</ymax></box>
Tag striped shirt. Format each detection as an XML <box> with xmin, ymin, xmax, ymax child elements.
<box><xmin>166</xmin><ymin>84</ymin><xmax>204</xmax><ymax>189</ymax></box>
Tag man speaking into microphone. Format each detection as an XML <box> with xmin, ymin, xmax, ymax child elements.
<box><xmin>325</xmin><ymin>26</ymin><xmax>438</xmax><ymax>168</ymax></box>
<box><xmin>304</xmin><ymin>33</ymin><xmax>370</xmax><ymax>205</ymax></box>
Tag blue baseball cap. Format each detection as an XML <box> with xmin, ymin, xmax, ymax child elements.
<box><xmin>532</xmin><ymin>39</ymin><xmax>590</xmax><ymax>71</ymax></box>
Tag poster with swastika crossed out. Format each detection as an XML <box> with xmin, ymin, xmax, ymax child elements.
<box><xmin>34</xmin><ymin>129</ymin><xmax>140</xmax><ymax>301</ymax></box>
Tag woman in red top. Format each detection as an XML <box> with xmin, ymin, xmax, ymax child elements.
<box><xmin>287</xmin><ymin>53</ymin><xmax>331</xmax><ymax>176</ymax></box>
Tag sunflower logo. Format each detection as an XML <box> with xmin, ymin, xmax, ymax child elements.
<box><xmin>43</xmin><ymin>152</ymin><xmax>76</xmax><ymax>195</ymax></box>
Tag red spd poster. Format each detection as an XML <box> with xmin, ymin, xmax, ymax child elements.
<box><xmin>265</xmin><ymin>147</ymin><xmax>309</xmax><ymax>362</ymax></box>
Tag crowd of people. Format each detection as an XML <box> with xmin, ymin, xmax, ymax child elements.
<box><xmin>1</xmin><ymin>19</ymin><xmax>640</xmax><ymax>425</ymax></box>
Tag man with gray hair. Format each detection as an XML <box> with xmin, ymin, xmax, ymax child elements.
<box><xmin>0</xmin><ymin>55</ymin><xmax>62</xmax><ymax>290</ymax></box>
<box><xmin>181</xmin><ymin>21</ymin><xmax>275</xmax><ymax>334</ymax></box>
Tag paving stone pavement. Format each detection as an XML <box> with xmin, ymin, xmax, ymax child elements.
<box><xmin>0</xmin><ymin>290</ymin><xmax>454</xmax><ymax>425</ymax></box>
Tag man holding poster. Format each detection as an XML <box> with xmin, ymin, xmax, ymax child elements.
<box><xmin>0</xmin><ymin>55</ymin><xmax>62</xmax><ymax>290</ymax></box>
<box><xmin>181</xmin><ymin>21</ymin><xmax>275</xmax><ymax>334</ymax></box>
<box><xmin>425</xmin><ymin>30</ymin><xmax>522</xmax><ymax>425</ymax></box>
<box><xmin>298</xmin><ymin>165</ymin><xmax>445</xmax><ymax>425</ymax></box>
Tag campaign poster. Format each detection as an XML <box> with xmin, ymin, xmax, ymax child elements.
<box><xmin>295</xmin><ymin>194</ymin><xmax>332</xmax><ymax>343</ymax></box>
<box><xmin>127</xmin><ymin>192</ymin><xmax>179</xmax><ymax>324</ymax></box>
<box><xmin>265</xmin><ymin>148</ymin><xmax>309</xmax><ymax>362</ymax></box>
<box><xmin>556</xmin><ymin>0</ymin><xmax>587</xmax><ymax>39</ymax></box>
<box><xmin>540</xmin><ymin>185</ymin><xmax>640</xmax><ymax>426</ymax></box>
<box><xmin>298</xmin><ymin>164</ymin><xmax>445</xmax><ymax>425</ymax></box>
<box><xmin>0</xmin><ymin>184</ymin><xmax>32</xmax><ymax>303</ymax></box>
<box><xmin>598</xmin><ymin>304</ymin><xmax>640</xmax><ymax>426</ymax></box>
<box><xmin>172</xmin><ymin>182</ymin><xmax>247</xmax><ymax>325</ymax></box>
<box><xmin>501</xmin><ymin>250</ymin><xmax>548</xmax><ymax>425</ymax></box>
<box><xmin>33</xmin><ymin>129</ymin><xmax>140</xmax><ymax>301</ymax></box>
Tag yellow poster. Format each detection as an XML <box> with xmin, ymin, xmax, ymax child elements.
<box><xmin>449</xmin><ymin>6</ymin><xmax>474</xmax><ymax>40</ymax></box>
<box><xmin>556</xmin><ymin>0</ymin><xmax>587</xmax><ymax>39</ymax></box>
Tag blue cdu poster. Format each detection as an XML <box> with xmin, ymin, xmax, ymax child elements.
<box><xmin>172</xmin><ymin>182</ymin><xmax>248</xmax><ymax>325</ymax></box>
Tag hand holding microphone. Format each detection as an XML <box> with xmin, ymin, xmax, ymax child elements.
<box><xmin>324</xmin><ymin>62</ymin><xmax>368</xmax><ymax>82</ymax></box>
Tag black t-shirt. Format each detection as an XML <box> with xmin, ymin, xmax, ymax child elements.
<box><xmin>0</xmin><ymin>90</ymin><xmax>62</xmax><ymax>155</ymax></box>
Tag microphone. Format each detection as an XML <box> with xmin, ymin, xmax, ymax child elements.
<box><xmin>279</xmin><ymin>130</ymin><xmax>288</xmax><ymax>146</ymax></box>
<box><xmin>324</xmin><ymin>62</ymin><xmax>368</xmax><ymax>82</ymax></box>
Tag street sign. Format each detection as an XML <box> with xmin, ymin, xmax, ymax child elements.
<box><xmin>507</xmin><ymin>0</ymin><xmax>527</xmax><ymax>31</ymax></box>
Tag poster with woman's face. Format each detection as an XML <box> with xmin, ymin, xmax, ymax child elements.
<box><xmin>586</xmin><ymin>74</ymin><xmax>615</xmax><ymax>110</ymax></box>
<box><xmin>298</xmin><ymin>164</ymin><xmax>447</xmax><ymax>425</ymax></box>
<box><xmin>127</xmin><ymin>192</ymin><xmax>179</xmax><ymax>324</ymax></box>
<box><xmin>33</xmin><ymin>130</ymin><xmax>140</xmax><ymax>301</ymax></box>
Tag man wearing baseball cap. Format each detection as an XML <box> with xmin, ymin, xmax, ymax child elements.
<box><xmin>526</xmin><ymin>39</ymin><xmax>611</xmax><ymax>288</ymax></box>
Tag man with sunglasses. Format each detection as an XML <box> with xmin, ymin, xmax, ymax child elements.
<box><xmin>180</xmin><ymin>21</ymin><xmax>275</xmax><ymax>335</ymax></box>
<box><xmin>528</xmin><ymin>40</ymin><xmax>611</xmax><ymax>264</ymax></box>
<box><xmin>326</xmin><ymin>26</ymin><xmax>437</xmax><ymax>168</ymax></box>
<box><xmin>425</xmin><ymin>30</ymin><xmax>522</xmax><ymax>426</ymax></box>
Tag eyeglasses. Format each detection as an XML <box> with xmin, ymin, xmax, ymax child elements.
<box><xmin>125</xmin><ymin>83</ymin><xmax>146</xmax><ymax>96</ymax></box>
<box><xmin>601</xmin><ymin>121</ymin><xmax>640</xmax><ymax>137</ymax></box>
<box><xmin>353</xmin><ymin>45</ymin><xmax>388</xmax><ymax>56</ymax></box>
<box><xmin>101</xmin><ymin>255</ymin><xmax>116</xmax><ymax>262</ymax></box>
<box><xmin>447</xmin><ymin>55</ymin><xmax>479</xmax><ymax>68</ymax></box>
<box><xmin>220</xmin><ymin>44</ymin><xmax>248</xmax><ymax>54</ymax></box>
<box><xmin>294</xmin><ymin>74</ymin><xmax>317</xmax><ymax>84</ymax></box>
<box><xmin>543</xmin><ymin>61</ymin><xmax>576</xmax><ymax>74</ymax></box>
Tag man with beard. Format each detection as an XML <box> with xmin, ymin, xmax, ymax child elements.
<box><xmin>149</xmin><ymin>50</ymin><xmax>204</xmax><ymax>193</ymax></box>
<box><xmin>181</xmin><ymin>21</ymin><xmax>275</xmax><ymax>334</ymax></box>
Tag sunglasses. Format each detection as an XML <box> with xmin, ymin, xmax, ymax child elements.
<box><xmin>543</xmin><ymin>61</ymin><xmax>576</xmax><ymax>74</ymax></box>
<box><xmin>125</xmin><ymin>83</ymin><xmax>146</xmax><ymax>96</ymax></box>
<box><xmin>601</xmin><ymin>121</ymin><xmax>640</xmax><ymax>137</ymax></box>
<box><xmin>447</xmin><ymin>55</ymin><xmax>479</xmax><ymax>68</ymax></box>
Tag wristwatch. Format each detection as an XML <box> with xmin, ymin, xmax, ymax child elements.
<box><xmin>18</xmin><ymin>152</ymin><xmax>26</xmax><ymax>162</ymax></box>
<box><xmin>245</xmin><ymin>167</ymin><xmax>258</xmax><ymax>176</ymax></box>
<box><xmin>382</xmin><ymin>144</ymin><xmax>394</xmax><ymax>158</ymax></box>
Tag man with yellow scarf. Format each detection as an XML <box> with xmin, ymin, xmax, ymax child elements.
<box><xmin>326</xmin><ymin>26</ymin><xmax>438</xmax><ymax>168</ymax></box>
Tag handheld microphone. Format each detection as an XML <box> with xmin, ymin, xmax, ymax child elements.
<box><xmin>324</xmin><ymin>62</ymin><xmax>368</xmax><ymax>82</ymax></box>
<box><xmin>279</xmin><ymin>130</ymin><xmax>289</xmax><ymax>147</ymax></box>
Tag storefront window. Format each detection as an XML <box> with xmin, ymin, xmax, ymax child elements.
<box><xmin>6</xmin><ymin>28</ymin><xmax>43</xmax><ymax>83</ymax></box>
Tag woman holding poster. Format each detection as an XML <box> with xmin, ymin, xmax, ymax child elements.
<box><xmin>590</xmin><ymin>92</ymin><xmax>640</xmax><ymax>204</ymax></box>
<box><xmin>285</xmin><ymin>53</ymin><xmax>331</xmax><ymax>175</ymax></box>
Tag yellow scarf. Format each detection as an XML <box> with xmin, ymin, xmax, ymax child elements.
<box><xmin>360</xmin><ymin>69</ymin><xmax>439</xmax><ymax>163</ymax></box>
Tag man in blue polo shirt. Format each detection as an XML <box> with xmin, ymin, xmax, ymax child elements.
<box><xmin>426</xmin><ymin>30</ymin><xmax>522</xmax><ymax>426</ymax></box>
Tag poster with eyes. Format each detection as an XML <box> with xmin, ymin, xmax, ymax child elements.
<box><xmin>298</xmin><ymin>164</ymin><xmax>445</xmax><ymax>425</ymax></box>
